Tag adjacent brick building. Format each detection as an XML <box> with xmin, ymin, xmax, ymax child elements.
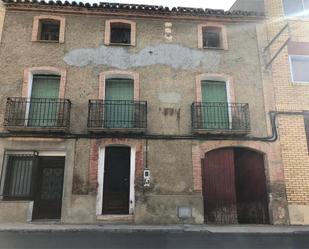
<box><xmin>233</xmin><ymin>0</ymin><xmax>309</xmax><ymax>225</ymax></box>
<box><xmin>0</xmin><ymin>0</ymin><xmax>290</xmax><ymax>225</ymax></box>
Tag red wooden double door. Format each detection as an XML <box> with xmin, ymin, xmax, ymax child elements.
<box><xmin>202</xmin><ymin>148</ymin><xmax>269</xmax><ymax>224</ymax></box>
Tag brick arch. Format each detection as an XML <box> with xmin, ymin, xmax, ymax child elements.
<box><xmin>88</xmin><ymin>139</ymin><xmax>144</xmax><ymax>194</ymax></box>
<box><xmin>32</xmin><ymin>15</ymin><xmax>66</xmax><ymax>43</ymax></box>
<box><xmin>98</xmin><ymin>70</ymin><xmax>140</xmax><ymax>100</ymax></box>
<box><xmin>192</xmin><ymin>140</ymin><xmax>273</xmax><ymax>192</ymax></box>
<box><xmin>22</xmin><ymin>66</ymin><xmax>67</xmax><ymax>98</ymax></box>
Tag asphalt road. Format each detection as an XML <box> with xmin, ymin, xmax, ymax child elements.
<box><xmin>0</xmin><ymin>231</ymin><xmax>309</xmax><ymax>249</ymax></box>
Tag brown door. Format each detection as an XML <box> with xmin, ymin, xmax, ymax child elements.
<box><xmin>202</xmin><ymin>148</ymin><xmax>238</xmax><ymax>224</ymax></box>
<box><xmin>32</xmin><ymin>157</ymin><xmax>65</xmax><ymax>220</ymax></box>
<box><xmin>102</xmin><ymin>147</ymin><xmax>130</xmax><ymax>214</ymax></box>
<box><xmin>234</xmin><ymin>149</ymin><xmax>269</xmax><ymax>224</ymax></box>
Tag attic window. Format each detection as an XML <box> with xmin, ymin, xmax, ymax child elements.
<box><xmin>202</xmin><ymin>26</ymin><xmax>222</xmax><ymax>48</ymax></box>
<box><xmin>32</xmin><ymin>16</ymin><xmax>65</xmax><ymax>43</ymax></box>
<box><xmin>39</xmin><ymin>20</ymin><xmax>60</xmax><ymax>41</ymax></box>
<box><xmin>105</xmin><ymin>20</ymin><xmax>136</xmax><ymax>46</ymax></box>
<box><xmin>198</xmin><ymin>24</ymin><xmax>228</xmax><ymax>50</ymax></box>
<box><xmin>111</xmin><ymin>23</ymin><xmax>131</xmax><ymax>44</ymax></box>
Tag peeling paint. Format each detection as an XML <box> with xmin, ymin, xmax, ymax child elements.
<box><xmin>63</xmin><ymin>44</ymin><xmax>221</xmax><ymax>70</ymax></box>
<box><xmin>159</xmin><ymin>92</ymin><xmax>181</xmax><ymax>104</ymax></box>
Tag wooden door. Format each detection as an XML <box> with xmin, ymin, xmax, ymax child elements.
<box><xmin>201</xmin><ymin>80</ymin><xmax>229</xmax><ymax>129</ymax></box>
<box><xmin>32</xmin><ymin>157</ymin><xmax>65</xmax><ymax>220</ymax></box>
<box><xmin>105</xmin><ymin>78</ymin><xmax>134</xmax><ymax>128</ymax></box>
<box><xmin>28</xmin><ymin>75</ymin><xmax>60</xmax><ymax>127</ymax></box>
<box><xmin>234</xmin><ymin>149</ymin><xmax>269</xmax><ymax>224</ymax></box>
<box><xmin>102</xmin><ymin>147</ymin><xmax>131</xmax><ymax>214</ymax></box>
<box><xmin>202</xmin><ymin>148</ymin><xmax>238</xmax><ymax>224</ymax></box>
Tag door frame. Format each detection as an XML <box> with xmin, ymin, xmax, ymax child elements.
<box><xmin>196</xmin><ymin>73</ymin><xmax>235</xmax><ymax>129</ymax></box>
<box><xmin>96</xmin><ymin>145</ymin><xmax>136</xmax><ymax>216</ymax></box>
<box><xmin>22</xmin><ymin>67</ymin><xmax>67</xmax><ymax>126</ymax></box>
<box><xmin>30</xmin><ymin>151</ymin><xmax>66</xmax><ymax>221</ymax></box>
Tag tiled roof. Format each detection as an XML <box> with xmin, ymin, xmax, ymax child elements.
<box><xmin>2</xmin><ymin>0</ymin><xmax>264</xmax><ymax>18</ymax></box>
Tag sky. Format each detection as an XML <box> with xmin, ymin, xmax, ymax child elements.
<box><xmin>83</xmin><ymin>0</ymin><xmax>236</xmax><ymax>10</ymax></box>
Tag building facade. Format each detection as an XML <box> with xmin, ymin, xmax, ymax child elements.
<box><xmin>0</xmin><ymin>0</ymin><xmax>289</xmax><ymax>225</ymax></box>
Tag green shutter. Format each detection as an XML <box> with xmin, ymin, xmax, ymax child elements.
<box><xmin>201</xmin><ymin>80</ymin><xmax>229</xmax><ymax>129</ymax></box>
<box><xmin>105</xmin><ymin>78</ymin><xmax>134</xmax><ymax>128</ymax></box>
<box><xmin>28</xmin><ymin>75</ymin><xmax>60</xmax><ymax>127</ymax></box>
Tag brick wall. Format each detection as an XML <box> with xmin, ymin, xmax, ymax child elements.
<box><xmin>265</xmin><ymin>0</ymin><xmax>309</xmax><ymax>212</ymax></box>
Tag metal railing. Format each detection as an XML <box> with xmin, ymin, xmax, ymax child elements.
<box><xmin>4</xmin><ymin>97</ymin><xmax>71</xmax><ymax>129</ymax></box>
<box><xmin>191</xmin><ymin>102</ymin><xmax>250</xmax><ymax>132</ymax></box>
<box><xmin>88</xmin><ymin>100</ymin><xmax>147</xmax><ymax>130</ymax></box>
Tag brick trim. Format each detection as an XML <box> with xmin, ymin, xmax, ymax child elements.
<box><xmin>197</xmin><ymin>22</ymin><xmax>228</xmax><ymax>50</ymax></box>
<box><xmin>192</xmin><ymin>141</ymin><xmax>283</xmax><ymax>192</ymax></box>
<box><xmin>31</xmin><ymin>15</ymin><xmax>66</xmax><ymax>43</ymax></box>
<box><xmin>104</xmin><ymin>19</ymin><xmax>136</xmax><ymax>46</ymax></box>
<box><xmin>195</xmin><ymin>73</ymin><xmax>235</xmax><ymax>103</ymax></box>
<box><xmin>98</xmin><ymin>70</ymin><xmax>140</xmax><ymax>100</ymax></box>
<box><xmin>88</xmin><ymin>139</ymin><xmax>144</xmax><ymax>194</ymax></box>
<box><xmin>22</xmin><ymin>66</ymin><xmax>67</xmax><ymax>98</ymax></box>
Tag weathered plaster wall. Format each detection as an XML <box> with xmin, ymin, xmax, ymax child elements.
<box><xmin>0</xmin><ymin>1</ymin><xmax>4</xmax><ymax>44</ymax></box>
<box><xmin>0</xmin><ymin>10</ymin><xmax>275</xmax><ymax>224</ymax></box>
<box><xmin>0</xmin><ymin>138</ymin><xmax>75</xmax><ymax>223</ymax></box>
<box><xmin>0</xmin><ymin>12</ymin><xmax>268</xmax><ymax>137</ymax></box>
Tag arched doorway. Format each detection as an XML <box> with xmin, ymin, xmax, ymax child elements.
<box><xmin>202</xmin><ymin>147</ymin><xmax>269</xmax><ymax>224</ymax></box>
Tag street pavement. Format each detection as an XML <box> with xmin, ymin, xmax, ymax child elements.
<box><xmin>0</xmin><ymin>231</ymin><xmax>309</xmax><ymax>249</ymax></box>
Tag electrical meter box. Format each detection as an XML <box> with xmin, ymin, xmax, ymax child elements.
<box><xmin>144</xmin><ymin>169</ymin><xmax>150</xmax><ymax>187</ymax></box>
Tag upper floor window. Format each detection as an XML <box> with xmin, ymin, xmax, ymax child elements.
<box><xmin>283</xmin><ymin>0</ymin><xmax>309</xmax><ymax>17</ymax></box>
<box><xmin>202</xmin><ymin>26</ymin><xmax>222</xmax><ymax>48</ymax></box>
<box><xmin>39</xmin><ymin>20</ymin><xmax>60</xmax><ymax>41</ymax></box>
<box><xmin>32</xmin><ymin>15</ymin><xmax>66</xmax><ymax>43</ymax></box>
<box><xmin>198</xmin><ymin>23</ymin><xmax>228</xmax><ymax>50</ymax></box>
<box><xmin>105</xmin><ymin>20</ymin><xmax>136</xmax><ymax>46</ymax></box>
<box><xmin>289</xmin><ymin>56</ymin><xmax>309</xmax><ymax>83</ymax></box>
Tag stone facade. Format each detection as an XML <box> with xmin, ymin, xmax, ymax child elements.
<box><xmin>0</xmin><ymin>1</ymin><xmax>289</xmax><ymax>224</ymax></box>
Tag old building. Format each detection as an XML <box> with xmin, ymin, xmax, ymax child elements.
<box><xmin>0</xmin><ymin>0</ymin><xmax>289</xmax><ymax>225</ymax></box>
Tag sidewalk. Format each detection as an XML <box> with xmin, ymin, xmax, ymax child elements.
<box><xmin>0</xmin><ymin>223</ymin><xmax>309</xmax><ymax>233</ymax></box>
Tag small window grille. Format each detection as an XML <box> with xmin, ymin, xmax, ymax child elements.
<box><xmin>110</xmin><ymin>23</ymin><xmax>131</xmax><ymax>45</ymax></box>
<box><xmin>202</xmin><ymin>27</ymin><xmax>222</xmax><ymax>49</ymax></box>
<box><xmin>1</xmin><ymin>152</ymin><xmax>38</xmax><ymax>200</ymax></box>
<box><xmin>39</xmin><ymin>20</ymin><xmax>60</xmax><ymax>41</ymax></box>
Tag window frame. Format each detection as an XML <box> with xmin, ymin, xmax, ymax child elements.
<box><xmin>289</xmin><ymin>55</ymin><xmax>309</xmax><ymax>84</ymax></box>
<box><xmin>0</xmin><ymin>151</ymin><xmax>39</xmax><ymax>201</ymax></box>
<box><xmin>197</xmin><ymin>23</ymin><xmax>228</xmax><ymax>50</ymax></box>
<box><xmin>32</xmin><ymin>15</ymin><xmax>66</xmax><ymax>43</ymax></box>
<box><xmin>282</xmin><ymin>0</ymin><xmax>309</xmax><ymax>19</ymax></box>
<box><xmin>104</xmin><ymin>19</ymin><xmax>136</xmax><ymax>46</ymax></box>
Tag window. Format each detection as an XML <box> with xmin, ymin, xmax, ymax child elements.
<box><xmin>283</xmin><ymin>0</ymin><xmax>309</xmax><ymax>17</ymax></box>
<box><xmin>202</xmin><ymin>27</ymin><xmax>222</xmax><ymax>48</ymax></box>
<box><xmin>39</xmin><ymin>20</ymin><xmax>60</xmax><ymax>41</ymax></box>
<box><xmin>105</xmin><ymin>20</ymin><xmax>136</xmax><ymax>46</ymax></box>
<box><xmin>110</xmin><ymin>23</ymin><xmax>131</xmax><ymax>44</ymax></box>
<box><xmin>32</xmin><ymin>16</ymin><xmax>65</xmax><ymax>43</ymax></box>
<box><xmin>198</xmin><ymin>24</ymin><xmax>228</xmax><ymax>50</ymax></box>
<box><xmin>289</xmin><ymin>56</ymin><xmax>309</xmax><ymax>83</ymax></box>
<box><xmin>0</xmin><ymin>153</ymin><xmax>38</xmax><ymax>200</ymax></box>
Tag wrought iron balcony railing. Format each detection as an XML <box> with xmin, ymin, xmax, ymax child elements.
<box><xmin>4</xmin><ymin>97</ymin><xmax>71</xmax><ymax>130</ymax></box>
<box><xmin>88</xmin><ymin>100</ymin><xmax>147</xmax><ymax>131</ymax></box>
<box><xmin>191</xmin><ymin>102</ymin><xmax>250</xmax><ymax>133</ymax></box>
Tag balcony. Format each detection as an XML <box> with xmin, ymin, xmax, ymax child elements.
<box><xmin>191</xmin><ymin>102</ymin><xmax>250</xmax><ymax>134</ymax></box>
<box><xmin>87</xmin><ymin>100</ymin><xmax>147</xmax><ymax>133</ymax></box>
<box><xmin>4</xmin><ymin>97</ymin><xmax>71</xmax><ymax>132</ymax></box>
